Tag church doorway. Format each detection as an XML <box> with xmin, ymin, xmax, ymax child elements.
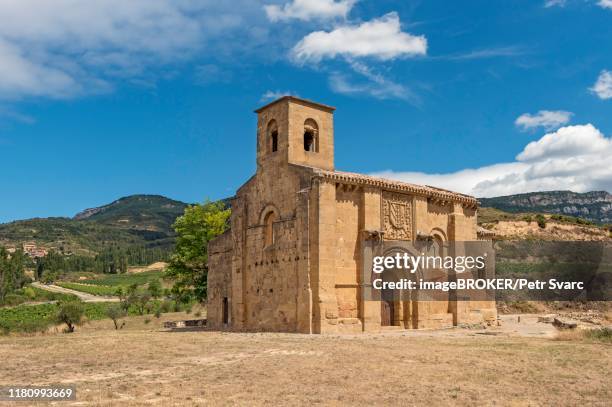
<box><xmin>381</xmin><ymin>299</ymin><xmax>395</xmax><ymax>326</ymax></box>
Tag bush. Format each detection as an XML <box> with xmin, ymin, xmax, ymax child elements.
<box><xmin>17</xmin><ymin>319</ymin><xmax>51</xmax><ymax>334</ymax></box>
<box><xmin>535</xmin><ymin>214</ymin><xmax>546</xmax><ymax>229</ymax></box>
<box><xmin>154</xmin><ymin>308</ymin><xmax>162</xmax><ymax>319</ymax></box>
<box><xmin>56</xmin><ymin>301</ymin><xmax>85</xmax><ymax>333</ymax></box>
<box><xmin>148</xmin><ymin>279</ymin><xmax>162</xmax><ymax>299</ymax></box>
<box><xmin>2</xmin><ymin>293</ymin><xmax>24</xmax><ymax>306</ymax></box>
<box><xmin>522</xmin><ymin>215</ymin><xmax>533</xmax><ymax>224</ymax></box>
<box><xmin>161</xmin><ymin>300</ymin><xmax>173</xmax><ymax>313</ymax></box>
<box><xmin>22</xmin><ymin>287</ymin><xmax>36</xmax><ymax>300</ymax></box>
<box><xmin>144</xmin><ymin>318</ymin><xmax>151</xmax><ymax>325</ymax></box>
<box><xmin>584</xmin><ymin>327</ymin><xmax>612</xmax><ymax>343</ymax></box>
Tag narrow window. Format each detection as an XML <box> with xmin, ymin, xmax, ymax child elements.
<box><xmin>304</xmin><ymin>131</ymin><xmax>315</xmax><ymax>151</ymax></box>
<box><xmin>222</xmin><ymin>297</ymin><xmax>229</xmax><ymax>324</ymax></box>
<box><xmin>271</xmin><ymin>130</ymin><xmax>278</xmax><ymax>152</ymax></box>
<box><xmin>303</xmin><ymin>119</ymin><xmax>319</xmax><ymax>152</ymax></box>
<box><xmin>267</xmin><ymin>119</ymin><xmax>278</xmax><ymax>153</ymax></box>
<box><xmin>264</xmin><ymin>211</ymin><xmax>276</xmax><ymax>246</ymax></box>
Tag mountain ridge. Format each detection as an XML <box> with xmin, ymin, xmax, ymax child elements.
<box><xmin>479</xmin><ymin>190</ymin><xmax>611</xmax><ymax>224</ymax></box>
<box><xmin>0</xmin><ymin>194</ymin><xmax>191</xmax><ymax>257</ymax></box>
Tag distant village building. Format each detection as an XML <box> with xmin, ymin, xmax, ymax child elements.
<box><xmin>207</xmin><ymin>97</ymin><xmax>496</xmax><ymax>333</ymax></box>
<box><xmin>22</xmin><ymin>242</ymin><xmax>48</xmax><ymax>258</ymax></box>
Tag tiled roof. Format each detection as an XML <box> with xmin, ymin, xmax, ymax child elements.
<box><xmin>312</xmin><ymin>168</ymin><xmax>479</xmax><ymax>206</ymax></box>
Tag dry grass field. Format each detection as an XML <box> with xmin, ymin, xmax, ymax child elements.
<box><xmin>0</xmin><ymin>314</ymin><xmax>610</xmax><ymax>406</ymax></box>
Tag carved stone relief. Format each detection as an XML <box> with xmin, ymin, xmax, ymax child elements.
<box><xmin>383</xmin><ymin>192</ymin><xmax>413</xmax><ymax>240</ymax></box>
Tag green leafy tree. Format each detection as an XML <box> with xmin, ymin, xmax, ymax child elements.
<box><xmin>106</xmin><ymin>305</ymin><xmax>126</xmax><ymax>330</ymax></box>
<box><xmin>134</xmin><ymin>293</ymin><xmax>151</xmax><ymax>315</ymax></box>
<box><xmin>165</xmin><ymin>200</ymin><xmax>230</xmax><ymax>302</ymax></box>
<box><xmin>0</xmin><ymin>248</ymin><xmax>28</xmax><ymax>303</ymax></box>
<box><xmin>56</xmin><ymin>301</ymin><xmax>85</xmax><ymax>333</ymax></box>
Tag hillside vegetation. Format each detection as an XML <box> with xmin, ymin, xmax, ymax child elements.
<box><xmin>478</xmin><ymin>207</ymin><xmax>611</xmax><ymax>241</ymax></box>
<box><xmin>479</xmin><ymin>190</ymin><xmax>612</xmax><ymax>224</ymax></box>
<box><xmin>0</xmin><ymin>195</ymin><xmax>189</xmax><ymax>257</ymax></box>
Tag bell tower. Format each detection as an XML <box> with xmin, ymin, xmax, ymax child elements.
<box><xmin>255</xmin><ymin>96</ymin><xmax>335</xmax><ymax>171</ymax></box>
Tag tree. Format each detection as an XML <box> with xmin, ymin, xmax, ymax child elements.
<box><xmin>115</xmin><ymin>286</ymin><xmax>125</xmax><ymax>301</ymax></box>
<box><xmin>165</xmin><ymin>200</ymin><xmax>230</xmax><ymax>302</ymax></box>
<box><xmin>0</xmin><ymin>248</ymin><xmax>27</xmax><ymax>303</ymax></box>
<box><xmin>134</xmin><ymin>293</ymin><xmax>151</xmax><ymax>315</ymax></box>
<box><xmin>106</xmin><ymin>305</ymin><xmax>126</xmax><ymax>330</ymax></box>
<box><xmin>148</xmin><ymin>279</ymin><xmax>162</xmax><ymax>299</ymax></box>
<box><xmin>56</xmin><ymin>301</ymin><xmax>85</xmax><ymax>333</ymax></box>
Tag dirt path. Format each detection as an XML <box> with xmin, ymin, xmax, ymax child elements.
<box><xmin>31</xmin><ymin>282</ymin><xmax>119</xmax><ymax>303</ymax></box>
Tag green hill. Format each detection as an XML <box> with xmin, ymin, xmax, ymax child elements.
<box><xmin>74</xmin><ymin>195</ymin><xmax>188</xmax><ymax>231</ymax></box>
<box><xmin>0</xmin><ymin>195</ymin><xmax>190</xmax><ymax>257</ymax></box>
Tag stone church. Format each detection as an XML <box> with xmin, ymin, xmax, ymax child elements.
<box><xmin>207</xmin><ymin>96</ymin><xmax>496</xmax><ymax>333</ymax></box>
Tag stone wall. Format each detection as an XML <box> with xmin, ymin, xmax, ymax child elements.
<box><xmin>207</xmin><ymin>96</ymin><xmax>495</xmax><ymax>334</ymax></box>
<box><xmin>207</xmin><ymin>230</ymin><xmax>233</xmax><ymax>330</ymax></box>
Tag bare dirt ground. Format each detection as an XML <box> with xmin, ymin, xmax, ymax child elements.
<box><xmin>485</xmin><ymin>219</ymin><xmax>611</xmax><ymax>241</ymax></box>
<box><xmin>127</xmin><ymin>262</ymin><xmax>168</xmax><ymax>274</ymax></box>
<box><xmin>0</xmin><ymin>314</ymin><xmax>610</xmax><ymax>406</ymax></box>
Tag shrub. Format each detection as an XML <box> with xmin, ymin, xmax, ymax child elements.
<box><xmin>194</xmin><ymin>311</ymin><xmax>202</xmax><ymax>318</ymax></box>
<box><xmin>160</xmin><ymin>300</ymin><xmax>172</xmax><ymax>313</ymax></box>
<box><xmin>56</xmin><ymin>301</ymin><xmax>85</xmax><ymax>333</ymax></box>
<box><xmin>522</xmin><ymin>215</ymin><xmax>533</xmax><ymax>224</ymax></box>
<box><xmin>154</xmin><ymin>308</ymin><xmax>162</xmax><ymax>319</ymax></box>
<box><xmin>535</xmin><ymin>214</ymin><xmax>546</xmax><ymax>229</ymax></box>
<box><xmin>584</xmin><ymin>327</ymin><xmax>612</xmax><ymax>343</ymax></box>
<box><xmin>2</xmin><ymin>293</ymin><xmax>24</xmax><ymax>306</ymax></box>
<box><xmin>133</xmin><ymin>293</ymin><xmax>151</xmax><ymax>315</ymax></box>
<box><xmin>144</xmin><ymin>318</ymin><xmax>151</xmax><ymax>325</ymax></box>
<box><xmin>22</xmin><ymin>287</ymin><xmax>36</xmax><ymax>300</ymax></box>
<box><xmin>148</xmin><ymin>279</ymin><xmax>162</xmax><ymax>299</ymax></box>
<box><xmin>18</xmin><ymin>319</ymin><xmax>51</xmax><ymax>334</ymax></box>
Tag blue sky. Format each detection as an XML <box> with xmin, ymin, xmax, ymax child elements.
<box><xmin>1</xmin><ymin>0</ymin><xmax>611</xmax><ymax>223</ymax></box>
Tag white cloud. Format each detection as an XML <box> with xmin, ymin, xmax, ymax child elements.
<box><xmin>328</xmin><ymin>61</ymin><xmax>417</xmax><ymax>103</ymax></box>
<box><xmin>590</xmin><ymin>70</ymin><xmax>612</xmax><ymax>99</ymax></box>
<box><xmin>598</xmin><ymin>0</ymin><xmax>612</xmax><ymax>9</ymax></box>
<box><xmin>446</xmin><ymin>46</ymin><xmax>526</xmax><ymax>60</ymax></box>
<box><xmin>265</xmin><ymin>0</ymin><xmax>355</xmax><ymax>22</ymax></box>
<box><xmin>291</xmin><ymin>12</ymin><xmax>427</xmax><ymax>63</ymax></box>
<box><xmin>544</xmin><ymin>0</ymin><xmax>566</xmax><ymax>7</ymax></box>
<box><xmin>371</xmin><ymin>124</ymin><xmax>612</xmax><ymax>197</ymax></box>
<box><xmin>515</xmin><ymin>110</ymin><xmax>572</xmax><ymax>131</ymax></box>
<box><xmin>260</xmin><ymin>90</ymin><xmax>297</xmax><ymax>101</ymax></box>
<box><xmin>0</xmin><ymin>0</ymin><xmax>264</xmax><ymax>100</ymax></box>
<box><xmin>328</xmin><ymin>72</ymin><xmax>407</xmax><ymax>100</ymax></box>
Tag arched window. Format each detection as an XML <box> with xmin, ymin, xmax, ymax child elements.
<box><xmin>264</xmin><ymin>211</ymin><xmax>276</xmax><ymax>246</ymax></box>
<box><xmin>303</xmin><ymin>119</ymin><xmax>318</xmax><ymax>152</ymax></box>
<box><xmin>267</xmin><ymin>120</ymin><xmax>278</xmax><ymax>153</ymax></box>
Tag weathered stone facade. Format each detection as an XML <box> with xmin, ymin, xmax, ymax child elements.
<box><xmin>207</xmin><ymin>96</ymin><xmax>496</xmax><ymax>333</ymax></box>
